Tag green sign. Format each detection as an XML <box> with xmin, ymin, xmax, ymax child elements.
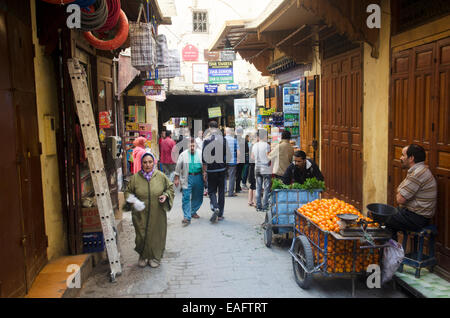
<box><xmin>208</xmin><ymin>61</ymin><xmax>233</xmax><ymax>84</ymax></box>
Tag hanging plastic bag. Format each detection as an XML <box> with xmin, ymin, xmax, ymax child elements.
<box><xmin>129</xmin><ymin>4</ymin><xmax>156</xmax><ymax>71</ymax></box>
<box><xmin>153</xmin><ymin>49</ymin><xmax>181</xmax><ymax>79</ymax></box>
<box><xmin>156</xmin><ymin>34</ymin><xmax>169</xmax><ymax>69</ymax></box>
<box><xmin>381</xmin><ymin>239</ymin><xmax>404</xmax><ymax>284</ymax></box>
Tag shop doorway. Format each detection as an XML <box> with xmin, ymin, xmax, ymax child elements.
<box><xmin>0</xmin><ymin>1</ymin><xmax>47</xmax><ymax>297</ymax></box>
<box><xmin>389</xmin><ymin>37</ymin><xmax>450</xmax><ymax>274</ymax></box>
<box><xmin>321</xmin><ymin>48</ymin><xmax>363</xmax><ymax>210</ymax></box>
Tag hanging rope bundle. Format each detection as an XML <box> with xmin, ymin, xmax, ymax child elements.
<box><xmin>95</xmin><ymin>0</ymin><xmax>121</xmax><ymax>33</ymax></box>
<box><xmin>83</xmin><ymin>9</ymin><xmax>129</xmax><ymax>50</ymax></box>
<box><xmin>80</xmin><ymin>0</ymin><xmax>108</xmax><ymax>32</ymax></box>
<box><xmin>40</xmin><ymin>0</ymin><xmax>75</xmax><ymax>4</ymax></box>
<box><xmin>73</xmin><ymin>0</ymin><xmax>97</xmax><ymax>8</ymax></box>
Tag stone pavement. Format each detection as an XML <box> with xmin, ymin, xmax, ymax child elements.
<box><xmin>78</xmin><ymin>188</ymin><xmax>408</xmax><ymax>298</ymax></box>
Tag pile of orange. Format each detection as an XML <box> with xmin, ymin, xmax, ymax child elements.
<box><xmin>295</xmin><ymin>198</ymin><xmax>381</xmax><ymax>273</ymax></box>
<box><xmin>296</xmin><ymin>198</ymin><xmax>379</xmax><ymax>232</ymax></box>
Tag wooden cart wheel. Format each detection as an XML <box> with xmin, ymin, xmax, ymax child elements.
<box><xmin>264</xmin><ymin>211</ymin><xmax>272</xmax><ymax>248</ymax></box>
<box><xmin>292</xmin><ymin>235</ymin><xmax>314</xmax><ymax>289</ymax></box>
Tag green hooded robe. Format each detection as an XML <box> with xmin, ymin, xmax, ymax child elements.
<box><xmin>124</xmin><ymin>170</ymin><xmax>174</xmax><ymax>261</ymax></box>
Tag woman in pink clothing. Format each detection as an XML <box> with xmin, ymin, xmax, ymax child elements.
<box><xmin>132</xmin><ymin>137</ymin><xmax>148</xmax><ymax>174</ymax></box>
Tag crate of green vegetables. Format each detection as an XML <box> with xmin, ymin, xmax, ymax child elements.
<box><xmin>270</xmin><ymin>178</ymin><xmax>325</xmax><ymax>231</ymax></box>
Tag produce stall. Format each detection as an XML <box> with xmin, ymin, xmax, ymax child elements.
<box><xmin>290</xmin><ymin>198</ymin><xmax>392</xmax><ymax>296</ymax></box>
<box><xmin>263</xmin><ymin>178</ymin><xmax>325</xmax><ymax>247</ymax></box>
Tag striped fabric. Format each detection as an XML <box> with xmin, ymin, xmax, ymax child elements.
<box><xmin>156</xmin><ymin>34</ymin><xmax>169</xmax><ymax>69</ymax></box>
<box><xmin>397</xmin><ymin>162</ymin><xmax>437</xmax><ymax>218</ymax></box>
<box><xmin>152</xmin><ymin>49</ymin><xmax>181</xmax><ymax>79</ymax></box>
<box><xmin>129</xmin><ymin>22</ymin><xmax>156</xmax><ymax>71</ymax></box>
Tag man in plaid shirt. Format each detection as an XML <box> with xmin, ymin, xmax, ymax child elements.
<box><xmin>386</xmin><ymin>144</ymin><xmax>437</xmax><ymax>237</ymax></box>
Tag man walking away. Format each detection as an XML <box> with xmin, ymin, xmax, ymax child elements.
<box><xmin>235</xmin><ymin>127</ymin><xmax>245</xmax><ymax>193</ymax></box>
<box><xmin>203</xmin><ymin>121</ymin><xmax>228</xmax><ymax>223</ymax></box>
<box><xmin>174</xmin><ymin>138</ymin><xmax>204</xmax><ymax>226</ymax></box>
<box><xmin>224</xmin><ymin>127</ymin><xmax>240</xmax><ymax>197</ymax></box>
<box><xmin>268</xmin><ymin>130</ymin><xmax>295</xmax><ymax>179</ymax></box>
<box><xmin>160</xmin><ymin>130</ymin><xmax>176</xmax><ymax>178</ymax></box>
<box><xmin>251</xmin><ymin>129</ymin><xmax>272</xmax><ymax>212</ymax></box>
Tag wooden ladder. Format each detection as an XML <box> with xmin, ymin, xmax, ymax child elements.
<box><xmin>67</xmin><ymin>58</ymin><xmax>122</xmax><ymax>282</ymax></box>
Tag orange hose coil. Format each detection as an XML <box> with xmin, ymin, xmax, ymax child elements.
<box><xmin>83</xmin><ymin>9</ymin><xmax>129</xmax><ymax>50</ymax></box>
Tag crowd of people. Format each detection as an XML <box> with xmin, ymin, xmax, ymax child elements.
<box><xmin>124</xmin><ymin>117</ymin><xmax>438</xmax><ymax>270</ymax></box>
<box><xmin>123</xmin><ymin>121</ymin><xmax>325</xmax><ymax>267</ymax></box>
<box><xmin>158</xmin><ymin>120</ymin><xmax>325</xmax><ymax>222</ymax></box>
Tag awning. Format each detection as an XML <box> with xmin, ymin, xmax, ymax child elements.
<box><xmin>209</xmin><ymin>0</ymin><xmax>380</xmax><ymax>75</ymax></box>
<box><xmin>121</xmin><ymin>0</ymin><xmax>172</xmax><ymax>24</ymax></box>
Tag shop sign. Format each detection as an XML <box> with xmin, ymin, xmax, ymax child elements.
<box><xmin>182</xmin><ymin>44</ymin><xmax>199</xmax><ymax>61</ymax></box>
<box><xmin>192</xmin><ymin>63</ymin><xmax>209</xmax><ymax>83</ymax></box>
<box><xmin>220</xmin><ymin>50</ymin><xmax>236</xmax><ymax>61</ymax></box>
<box><xmin>226</xmin><ymin>84</ymin><xmax>239</xmax><ymax>90</ymax></box>
<box><xmin>208</xmin><ymin>106</ymin><xmax>222</xmax><ymax>118</ymax></box>
<box><xmin>204</xmin><ymin>49</ymin><xmax>220</xmax><ymax>61</ymax></box>
<box><xmin>99</xmin><ymin>111</ymin><xmax>111</xmax><ymax>128</ymax></box>
<box><xmin>204</xmin><ymin>84</ymin><xmax>218</xmax><ymax>93</ymax></box>
<box><xmin>208</xmin><ymin>61</ymin><xmax>233</xmax><ymax>84</ymax></box>
<box><xmin>234</xmin><ymin>98</ymin><xmax>256</xmax><ymax>130</ymax></box>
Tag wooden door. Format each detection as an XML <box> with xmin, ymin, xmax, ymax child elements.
<box><xmin>96</xmin><ymin>56</ymin><xmax>119</xmax><ymax>212</ymax></box>
<box><xmin>0</xmin><ymin>1</ymin><xmax>47</xmax><ymax>297</ymax></box>
<box><xmin>322</xmin><ymin>48</ymin><xmax>363</xmax><ymax>210</ymax></box>
<box><xmin>300</xmin><ymin>76</ymin><xmax>320</xmax><ymax>163</ymax></box>
<box><xmin>389</xmin><ymin>37</ymin><xmax>450</xmax><ymax>273</ymax></box>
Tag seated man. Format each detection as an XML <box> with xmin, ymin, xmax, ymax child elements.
<box><xmin>385</xmin><ymin>144</ymin><xmax>437</xmax><ymax>236</ymax></box>
<box><xmin>282</xmin><ymin>150</ymin><xmax>324</xmax><ymax>185</ymax></box>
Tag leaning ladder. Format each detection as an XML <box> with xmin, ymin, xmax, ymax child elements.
<box><xmin>67</xmin><ymin>58</ymin><xmax>122</xmax><ymax>282</ymax></box>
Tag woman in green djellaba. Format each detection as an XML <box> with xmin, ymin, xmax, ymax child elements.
<box><xmin>125</xmin><ymin>151</ymin><xmax>174</xmax><ymax>268</ymax></box>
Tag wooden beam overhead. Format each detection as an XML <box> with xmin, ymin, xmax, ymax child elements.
<box><xmin>293</xmin><ymin>25</ymin><xmax>326</xmax><ymax>46</ymax></box>
<box><xmin>275</xmin><ymin>24</ymin><xmax>307</xmax><ymax>47</ymax></box>
<box><xmin>258</xmin><ymin>0</ymin><xmax>297</xmax><ymax>34</ymax></box>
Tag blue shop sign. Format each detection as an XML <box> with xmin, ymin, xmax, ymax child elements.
<box><xmin>204</xmin><ymin>84</ymin><xmax>218</xmax><ymax>93</ymax></box>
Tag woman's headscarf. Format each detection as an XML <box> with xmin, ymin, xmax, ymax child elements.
<box><xmin>132</xmin><ymin>137</ymin><xmax>148</xmax><ymax>174</ymax></box>
<box><xmin>133</xmin><ymin>136</ymin><xmax>147</xmax><ymax>149</ymax></box>
<box><xmin>141</xmin><ymin>151</ymin><xmax>157</xmax><ymax>181</ymax></box>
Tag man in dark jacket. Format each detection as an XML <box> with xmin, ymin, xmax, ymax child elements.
<box><xmin>282</xmin><ymin>150</ymin><xmax>324</xmax><ymax>185</ymax></box>
<box><xmin>202</xmin><ymin>121</ymin><xmax>228</xmax><ymax>223</ymax></box>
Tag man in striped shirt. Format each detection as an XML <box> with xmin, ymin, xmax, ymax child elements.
<box><xmin>386</xmin><ymin>144</ymin><xmax>437</xmax><ymax>236</ymax></box>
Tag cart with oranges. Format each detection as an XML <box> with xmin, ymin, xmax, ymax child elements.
<box><xmin>289</xmin><ymin>199</ymin><xmax>391</xmax><ymax>297</ymax></box>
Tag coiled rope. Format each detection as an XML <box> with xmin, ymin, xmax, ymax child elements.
<box><xmin>95</xmin><ymin>0</ymin><xmax>121</xmax><ymax>33</ymax></box>
<box><xmin>73</xmin><ymin>0</ymin><xmax>96</xmax><ymax>8</ymax></box>
<box><xmin>80</xmin><ymin>0</ymin><xmax>108</xmax><ymax>32</ymax></box>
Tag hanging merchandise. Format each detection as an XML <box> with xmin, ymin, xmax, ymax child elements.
<box><xmin>95</xmin><ymin>0</ymin><xmax>121</xmax><ymax>33</ymax></box>
<box><xmin>73</xmin><ymin>0</ymin><xmax>96</xmax><ymax>8</ymax></box>
<box><xmin>151</xmin><ymin>49</ymin><xmax>180</xmax><ymax>79</ymax></box>
<box><xmin>83</xmin><ymin>9</ymin><xmax>129</xmax><ymax>50</ymax></box>
<box><xmin>41</xmin><ymin>0</ymin><xmax>75</xmax><ymax>3</ymax></box>
<box><xmin>80</xmin><ymin>0</ymin><xmax>108</xmax><ymax>32</ymax></box>
<box><xmin>142</xmin><ymin>79</ymin><xmax>163</xmax><ymax>97</ymax></box>
<box><xmin>129</xmin><ymin>4</ymin><xmax>157</xmax><ymax>72</ymax></box>
<box><xmin>156</xmin><ymin>34</ymin><xmax>169</xmax><ymax>70</ymax></box>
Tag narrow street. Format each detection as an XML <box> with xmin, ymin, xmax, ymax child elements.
<box><xmin>79</xmin><ymin>190</ymin><xmax>408</xmax><ymax>298</ymax></box>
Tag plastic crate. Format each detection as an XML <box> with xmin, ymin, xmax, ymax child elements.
<box><xmin>82</xmin><ymin>232</ymin><xmax>105</xmax><ymax>253</ymax></box>
<box><xmin>271</xmin><ymin>189</ymin><xmax>321</xmax><ymax>226</ymax></box>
